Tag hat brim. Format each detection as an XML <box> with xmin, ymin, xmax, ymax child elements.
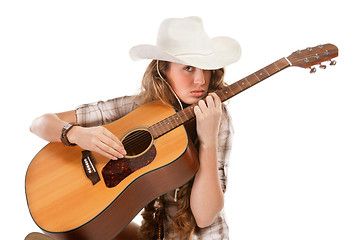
<box><xmin>129</xmin><ymin>36</ymin><xmax>241</xmax><ymax>70</ymax></box>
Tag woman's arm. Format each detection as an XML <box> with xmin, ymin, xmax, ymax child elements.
<box><xmin>30</xmin><ymin>110</ymin><xmax>126</xmax><ymax>160</ymax></box>
<box><xmin>190</xmin><ymin>93</ymin><xmax>225</xmax><ymax>228</ymax></box>
<box><xmin>30</xmin><ymin>111</ymin><xmax>76</xmax><ymax>143</ymax></box>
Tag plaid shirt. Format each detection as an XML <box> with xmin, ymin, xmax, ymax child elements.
<box><xmin>76</xmin><ymin>95</ymin><xmax>234</xmax><ymax>240</ymax></box>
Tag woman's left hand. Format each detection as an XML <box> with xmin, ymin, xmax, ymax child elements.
<box><xmin>193</xmin><ymin>92</ymin><xmax>222</xmax><ymax>147</ymax></box>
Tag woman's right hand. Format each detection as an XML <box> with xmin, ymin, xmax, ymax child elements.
<box><xmin>67</xmin><ymin>126</ymin><xmax>126</xmax><ymax>160</ymax></box>
<box><xmin>30</xmin><ymin>111</ymin><xmax>126</xmax><ymax>160</ymax></box>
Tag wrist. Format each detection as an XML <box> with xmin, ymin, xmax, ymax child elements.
<box><xmin>199</xmin><ymin>136</ymin><xmax>218</xmax><ymax>150</ymax></box>
<box><xmin>198</xmin><ymin>141</ymin><xmax>218</xmax><ymax>167</ymax></box>
<box><xmin>67</xmin><ymin>125</ymin><xmax>81</xmax><ymax>145</ymax></box>
<box><xmin>60</xmin><ymin>122</ymin><xmax>80</xmax><ymax>146</ymax></box>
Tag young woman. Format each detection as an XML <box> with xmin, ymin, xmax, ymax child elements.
<box><xmin>30</xmin><ymin>16</ymin><xmax>241</xmax><ymax>240</ymax></box>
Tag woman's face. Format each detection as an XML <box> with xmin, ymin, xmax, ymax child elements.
<box><xmin>166</xmin><ymin>62</ymin><xmax>211</xmax><ymax>105</ymax></box>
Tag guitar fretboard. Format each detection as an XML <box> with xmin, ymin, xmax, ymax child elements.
<box><xmin>149</xmin><ymin>57</ymin><xmax>291</xmax><ymax>139</ymax></box>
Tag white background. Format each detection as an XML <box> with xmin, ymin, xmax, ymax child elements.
<box><xmin>1</xmin><ymin>0</ymin><xmax>359</xmax><ymax>239</ymax></box>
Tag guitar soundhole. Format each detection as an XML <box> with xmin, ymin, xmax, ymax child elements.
<box><xmin>102</xmin><ymin>129</ymin><xmax>156</xmax><ymax>188</ymax></box>
<box><xmin>122</xmin><ymin>129</ymin><xmax>153</xmax><ymax>157</ymax></box>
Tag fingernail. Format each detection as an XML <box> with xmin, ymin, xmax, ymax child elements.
<box><xmin>121</xmin><ymin>149</ymin><xmax>127</xmax><ymax>155</ymax></box>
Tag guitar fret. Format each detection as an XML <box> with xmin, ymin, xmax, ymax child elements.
<box><xmin>218</xmin><ymin>90</ymin><xmax>227</xmax><ymax>101</ymax></box>
<box><xmin>222</xmin><ymin>87</ymin><xmax>232</xmax><ymax>99</ymax></box>
<box><xmin>256</xmin><ymin>69</ymin><xmax>268</xmax><ymax>79</ymax></box>
<box><xmin>172</xmin><ymin>114</ymin><xmax>180</xmax><ymax>126</ymax></box>
<box><xmin>233</xmin><ymin>81</ymin><xmax>243</xmax><ymax>92</ymax></box>
<box><xmin>177</xmin><ymin>114</ymin><xmax>182</xmax><ymax>124</ymax></box>
<box><xmin>273</xmin><ymin>62</ymin><xmax>281</xmax><ymax>70</ymax></box>
<box><xmin>155</xmin><ymin>123</ymin><xmax>162</xmax><ymax>136</ymax></box>
<box><xmin>183</xmin><ymin>110</ymin><xmax>189</xmax><ymax>120</ymax></box>
<box><xmin>149</xmin><ymin>125</ymin><xmax>156</xmax><ymax>138</ymax></box>
<box><xmin>167</xmin><ymin>117</ymin><xmax>174</xmax><ymax>129</ymax></box>
<box><xmin>188</xmin><ymin>109</ymin><xmax>193</xmax><ymax>118</ymax></box>
<box><xmin>248</xmin><ymin>75</ymin><xmax>259</xmax><ymax>85</ymax></box>
<box><xmin>165</xmin><ymin>119</ymin><xmax>172</xmax><ymax>130</ymax></box>
<box><xmin>264</xmin><ymin>65</ymin><xmax>274</xmax><ymax>76</ymax></box>
<box><xmin>189</xmin><ymin>107</ymin><xmax>195</xmax><ymax>118</ymax></box>
<box><xmin>157</xmin><ymin>121</ymin><xmax>164</xmax><ymax>133</ymax></box>
<box><xmin>176</xmin><ymin>114</ymin><xmax>181</xmax><ymax>124</ymax></box>
<box><xmin>236</xmin><ymin>81</ymin><xmax>244</xmax><ymax>90</ymax></box>
<box><xmin>277</xmin><ymin>58</ymin><xmax>291</xmax><ymax>69</ymax></box>
<box><xmin>263</xmin><ymin>67</ymin><xmax>270</xmax><ymax>76</ymax></box>
<box><xmin>178</xmin><ymin>113</ymin><xmax>185</xmax><ymax>123</ymax></box>
<box><xmin>228</xmin><ymin>86</ymin><xmax>235</xmax><ymax>96</ymax></box>
<box><xmin>160</xmin><ymin>120</ymin><xmax>170</xmax><ymax>132</ymax></box>
<box><xmin>245</xmin><ymin>77</ymin><xmax>252</xmax><ymax>86</ymax></box>
<box><xmin>150</xmin><ymin>124</ymin><xmax>160</xmax><ymax>138</ymax></box>
<box><xmin>155</xmin><ymin>124</ymin><xmax>161</xmax><ymax>136</ymax></box>
<box><xmin>157</xmin><ymin>124</ymin><xmax>163</xmax><ymax>137</ymax></box>
<box><xmin>253</xmin><ymin>73</ymin><xmax>261</xmax><ymax>81</ymax></box>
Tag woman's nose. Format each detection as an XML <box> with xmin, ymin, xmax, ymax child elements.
<box><xmin>194</xmin><ymin>69</ymin><xmax>205</xmax><ymax>85</ymax></box>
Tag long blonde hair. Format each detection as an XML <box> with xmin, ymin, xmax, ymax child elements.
<box><xmin>137</xmin><ymin>60</ymin><xmax>226</xmax><ymax>239</ymax></box>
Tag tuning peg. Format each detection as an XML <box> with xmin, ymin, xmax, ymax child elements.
<box><xmin>310</xmin><ymin>67</ymin><xmax>316</xmax><ymax>73</ymax></box>
<box><xmin>319</xmin><ymin>63</ymin><xmax>327</xmax><ymax>69</ymax></box>
<box><xmin>330</xmin><ymin>60</ymin><xmax>337</xmax><ymax>66</ymax></box>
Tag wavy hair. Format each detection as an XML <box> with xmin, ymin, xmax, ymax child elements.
<box><xmin>137</xmin><ymin>60</ymin><xmax>226</xmax><ymax>239</ymax></box>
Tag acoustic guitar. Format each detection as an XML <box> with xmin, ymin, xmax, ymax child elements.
<box><xmin>25</xmin><ymin>44</ymin><xmax>338</xmax><ymax>240</ymax></box>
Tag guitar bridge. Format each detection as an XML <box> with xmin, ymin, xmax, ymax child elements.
<box><xmin>81</xmin><ymin>150</ymin><xmax>100</xmax><ymax>185</ymax></box>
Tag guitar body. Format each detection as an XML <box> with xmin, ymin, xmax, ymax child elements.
<box><xmin>25</xmin><ymin>100</ymin><xmax>199</xmax><ymax>240</ymax></box>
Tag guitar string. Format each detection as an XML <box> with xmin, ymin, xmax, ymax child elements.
<box><xmin>121</xmin><ymin>60</ymin><xmax>286</xmax><ymax>146</ymax></box>
<box><xmin>120</xmin><ymin>116</ymin><xmax>181</xmax><ymax>146</ymax></box>
<box><xmin>123</xmin><ymin>52</ymin><xmax>330</xmax><ymax>148</ymax></box>
<box><xmin>120</xmin><ymin>108</ymin><xmax>197</xmax><ymax>148</ymax></box>
<box><xmin>119</xmin><ymin>109</ymin><xmax>190</xmax><ymax>144</ymax></box>
<box><xmin>122</xmin><ymin>114</ymin><xmax>187</xmax><ymax>145</ymax></box>
<box><xmin>120</xmin><ymin>117</ymin><xmax>182</xmax><ymax>146</ymax></box>
<box><xmin>122</xmin><ymin>113</ymin><xmax>185</xmax><ymax>143</ymax></box>
<box><xmin>123</xmin><ymin>52</ymin><xmax>337</xmax><ymax>151</ymax></box>
<box><xmin>122</xmin><ymin>136</ymin><xmax>152</xmax><ymax>152</ymax></box>
<box><xmin>120</xmin><ymin>55</ymin><xmax>328</xmax><ymax>152</ymax></box>
<box><xmin>126</xmin><ymin>53</ymin><xmax>333</xmax><ymax>153</ymax></box>
<box><xmin>121</xmin><ymin>131</ymin><xmax>151</xmax><ymax>144</ymax></box>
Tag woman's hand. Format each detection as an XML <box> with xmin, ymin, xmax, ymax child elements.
<box><xmin>191</xmin><ymin>93</ymin><xmax>224</xmax><ymax>227</ymax></box>
<box><xmin>30</xmin><ymin>111</ymin><xmax>126</xmax><ymax>160</ymax></box>
<box><xmin>193</xmin><ymin>92</ymin><xmax>222</xmax><ymax>147</ymax></box>
<box><xmin>67</xmin><ymin>126</ymin><xmax>126</xmax><ymax>160</ymax></box>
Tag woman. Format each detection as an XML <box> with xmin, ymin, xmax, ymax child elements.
<box><xmin>30</xmin><ymin>16</ymin><xmax>241</xmax><ymax>240</ymax></box>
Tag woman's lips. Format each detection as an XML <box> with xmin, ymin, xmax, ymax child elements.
<box><xmin>190</xmin><ymin>90</ymin><xmax>205</xmax><ymax>97</ymax></box>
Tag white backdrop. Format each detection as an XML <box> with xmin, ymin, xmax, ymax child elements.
<box><xmin>1</xmin><ymin>0</ymin><xmax>359</xmax><ymax>239</ymax></box>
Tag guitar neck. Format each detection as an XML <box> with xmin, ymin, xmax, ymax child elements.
<box><xmin>215</xmin><ymin>57</ymin><xmax>291</xmax><ymax>102</ymax></box>
<box><xmin>149</xmin><ymin>57</ymin><xmax>291</xmax><ymax>139</ymax></box>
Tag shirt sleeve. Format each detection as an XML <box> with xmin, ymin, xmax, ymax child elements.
<box><xmin>75</xmin><ymin>95</ymin><xmax>139</xmax><ymax>127</ymax></box>
<box><xmin>217</xmin><ymin>105</ymin><xmax>234</xmax><ymax>193</ymax></box>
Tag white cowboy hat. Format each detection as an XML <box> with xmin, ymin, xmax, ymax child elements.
<box><xmin>129</xmin><ymin>16</ymin><xmax>241</xmax><ymax>70</ymax></box>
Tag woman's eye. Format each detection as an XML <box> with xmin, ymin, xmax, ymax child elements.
<box><xmin>184</xmin><ymin>66</ymin><xmax>194</xmax><ymax>72</ymax></box>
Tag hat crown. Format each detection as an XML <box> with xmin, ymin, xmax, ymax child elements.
<box><xmin>156</xmin><ymin>16</ymin><xmax>213</xmax><ymax>56</ymax></box>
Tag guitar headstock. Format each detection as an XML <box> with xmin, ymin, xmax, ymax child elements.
<box><xmin>287</xmin><ymin>43</ymin><xmax>338</xmax><ymax>73</ymax></box>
